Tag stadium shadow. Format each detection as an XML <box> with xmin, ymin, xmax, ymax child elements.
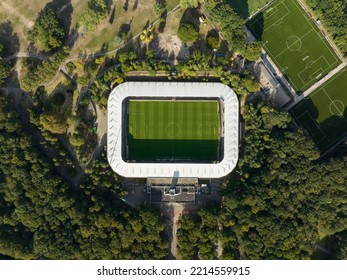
<box><xmin>127</xmin><ymin>139</ymin><xmax>220</xmax><ymax>162</ymax></box>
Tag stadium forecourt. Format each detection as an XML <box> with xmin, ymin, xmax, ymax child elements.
<box><xmin>107</xmin><ymin>82</ymin><xmax>239</xmax><ymax>183</ymax></box>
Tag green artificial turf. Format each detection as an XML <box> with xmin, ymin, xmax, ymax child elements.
<box><xmin>127</xmin><ymin>100</ymin><xmax>220</xmax><ymax>161</ymax></box>
<box><xmin>247</xmin><ymin>0</ymin><xmax>341</xmax><ymax>92</ymax></box>
<box><xmin>290</xmin><ymin>66</ymin><xmax>347</xmax><ymax>153</ymax></box>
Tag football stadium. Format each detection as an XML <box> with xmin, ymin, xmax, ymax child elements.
<box><xmin>107</xmin><ymin>82</ymin><xmax>239</xmax><ymax>181</ymax></box>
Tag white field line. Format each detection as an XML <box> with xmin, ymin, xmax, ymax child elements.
<box><xmin>323</xmin><ymin>88</ymin><xmax>347</xmax><ymax>121</ymax></box>
<box><xmin>285</xmin><ymin>63</ymin><xmax>347</xmax><ymax>110</ymax></box>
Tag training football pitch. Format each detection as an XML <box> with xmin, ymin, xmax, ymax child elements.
<box><xmin>126</xmin><ymin>100</ymin><xmax>220</xmax><ymax>161</ymax></box>
<box><xmin>289</xmin><ymin>66</ymin><xmax>347</xmax><ymax>154</ymax></box>
<box><xmin>247</xmin><ymin>0</ymin><xmax>341</xmax><ymax>92</ymax></box>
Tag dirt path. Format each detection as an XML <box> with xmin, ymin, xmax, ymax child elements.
<box><xmin>0</xmin><ymin>1</ymin><xmax>34</xmax><ymax>28</ymax></box>
<box><xmin>170</xmin><ymin>203</ymin><xmax>183</xmax><ymax>260</ymax></box>
<box><xmin>216</xmin><ymin>240</ymin><xmax>223</xmax><ymax>258</ymax></box>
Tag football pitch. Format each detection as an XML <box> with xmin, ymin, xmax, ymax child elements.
<box><xmin>247</xmin><ymin>0</ymin><xmax>341</xmax><ymax>92</ymax></box>
<box><xmin>127</xmin><ymin>100</ymin><xmax>220</xmax><ymax>161</ymax></box>
<box><xmin>289</xmin><ymin>66</ymin><xmax>347</xmax><ymax>154</ymax></box>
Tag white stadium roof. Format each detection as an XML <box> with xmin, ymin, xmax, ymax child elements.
<box><xmin>107</xmin><ymin>82</ymin><xmax>239</xmax><ymax>178</ymax></box>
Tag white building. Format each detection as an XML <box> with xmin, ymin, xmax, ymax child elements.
<box><xmin>107</xmin><ymin>82</ymin><xmax>239</xmax><ymax>178</ymax></box>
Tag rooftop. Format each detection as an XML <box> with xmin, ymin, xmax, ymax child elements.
<box><xmin>107</xmin><ymin>82</ymin><xmax>239</xmax><ymax>178</ymax></box>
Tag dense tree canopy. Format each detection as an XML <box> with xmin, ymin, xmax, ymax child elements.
<box><xmin>0</xmin><ymin>95</ymin><xmax>169</xmax><ymax>259</ymax></box>
<box><xmin>178</xmin><ymin>203</ymin><xmax>220</xmax><ymax>259</ymax></box>
<box><xmin>39</xmin><ymin>111</ymin><xmax>67</xmax><ymax>134</ymax></box>
<box><xmin>333</xmin><ymin>230</ymin><xmax>347</xmax><ymax>259</ymax></box>
<box><xmin>180</xmin><ymin>0</ymin><xmax>199</xmax><ymax>9</ymax></box>
<box><xmin>30</xmin><ymin>9</ymin><xmax>65</xmax><ymax>51</ymax></box>
<box><xmin>178</xmin><ymin>101</ymin><xmax>347</xmax><ymax>260</ymax></box>
<box><xmin>177</xmin><ymin>23</ymin><xmax>199</xmax><ymax>43</ymax></box>
<box><xmin>0</xmin><ymin>43</ymin><xmax>11</xmax><ymax>85</ymax></box>
<box><xmin>206</xmin><ymin>2</ymin><xmax>261</xmax><ymax>60</ymax></box>
<box><xmin>20</xmin><ymin>47</ymin><xmax>69</xmax><ymax>92</ymax></box>
<box><xmin>220</xmin><ymin>102</ymin><xmax>347</xmax><ymax>259</ymax></box>
<box><xmin>306</xmin><ymin>0</ymin><xmax>347</xmax><ymax>57</ymax></box>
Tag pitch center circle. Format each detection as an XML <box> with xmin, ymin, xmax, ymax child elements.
<box><xmin>329</xmin><ymin>100</ymin><xmax>345</xmax><ymax>116</ymax></box>
<box><xmin>286</xmin><ymin>36</ymin><xmax>302</xmax><ymax>51</ymax></box>
<box><xmin>166</xmin><ymin>122</ymin><xmax>180</xmax><ymax>138</ymax></box>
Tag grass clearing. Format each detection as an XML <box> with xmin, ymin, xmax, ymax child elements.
<box><xmin>78</xmin><ymin>0</ymin><xmax>180</xmax><ymax>55</ymax></box>
<box><xmin>127</xmin><ymin>100</ymin><xmax>220</xmax><ymax>161</ymax></box>
<box><xmin>289</xmin><ymin>66</ymin><xmax>347</xmax><ymax>154</ymax></box>
<box><xmin>247</xmin><ymin>0</ymin><xmax>341</xmax><ymax>92</ymax></box>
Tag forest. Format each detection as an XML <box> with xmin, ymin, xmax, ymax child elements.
<box><xmin>0</xmin><ymin>95</ymin><xmax>168</xmax><ymax>259</ymax></box>
<box><xmin>306</xmin><ymin>0</ymin><xmax>347</xmax><ymax>57</ymax></box>
<box><xmin>178</xmin><ymin>101</ymin><xmax>347</xmax><ymax>260</ymax></box>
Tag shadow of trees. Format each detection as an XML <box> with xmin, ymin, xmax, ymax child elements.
<box><xmin>0</xmin><ymin>21</ymin><xmax>20</xmax><ymax>88</ymax></box>
<box><xmin>132</xmin><ymin>0</ymin><xmax>139</xmax><ymax>11</ymax></box>
<box><xmin>227</xmin><ymin>0</ymin><xmax>250</xmax><ymax>19</ymax></box>
<box><xmin>109</xmin><ymin>6</ymin><xmax>116</xmax><ymax>24</ymax></box>
<box><xmin>246</xmin><ymin>12</ymin><xmax>264</xmax><ymax>41</ymax></box>
<box><xmin>179</xmin><ymin>7</ymin><xmax>200</xmax><ymax>29</ymax></box>
<box><xmin>158</xmin><ymin>10</ymin><xmax>167</xmax><ymax>33</ymax></box>
<box><xmin>123</xmin><ymin>0</ymin><xmax>129</xmax><ymax>12</ymax></box>
<box><xmin>0</xmin><ymin>22</ymin><xmax>20</xmax><ymax>57</ymax></box>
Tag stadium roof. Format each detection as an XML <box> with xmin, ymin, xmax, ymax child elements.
<box><xmin>107</xmin><ymin>82</ymin><xmax>239</xmax><ymax>178</ymax></box>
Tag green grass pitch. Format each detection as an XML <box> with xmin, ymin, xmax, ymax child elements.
<box><xmin>127</xmin><ymin>100</ymin><xmax>220</xmax><ymax>161</ymax></box>
<box><xmin>247</xmin><ymin>0</ymin><xmax>341</xmax><ymax>92</ymax></box>
<box><xmin>289</xmin><ymin>66</ymin><xmax>347</xmax><ymax>154</ymax></box>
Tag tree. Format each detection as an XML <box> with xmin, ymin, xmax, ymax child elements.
<box><xmin>140</xmin><ymin>29</ymin><xmax>155</xmax><ymax>44</ymax></box>
<box><xmin>202</xmin><ymin>0</ymin><xmax>223</xmax><ymax>11</ymax></box>
<box><xmin>334</xmin><ymin>231</ymin><xmax>347</xmax><ymax>259</ymax></box>
<box><xmin>0</xmin><ymin>60</ymin><xmax>10</xmax><ymax>85</ymax></box>
<box><xmin>79</xmin><ymin>0</ymin><xmax>107</xmax><ymax>31</ymax></box>
<box><xmin>40</xmin><ymin>111</ymin><xmax>67</xmax><ymax>134</ymax></box>
<box><xmin>219</xmin><ymin>102</ymin><xmax>347</xmax><ymax>260</ymax></box>
<box><xmin>206</xmin><ymin>34</ymin><xmax>219</xmax><ymax>49</ymax></box>
<box><xmin>0</xmin><ymin>96</ymin><xmax>169</xmax><ymax>260</ymax></box>
<box><xmin>154</xmin><ymin>1</ymin><xmax>166</xmax><ymax>15</ymax></box>
<box><xmin>240</xmin><ymin>76</ymin><xmax>259</xmax><ymax>93</ymax></box>
<box><xmin>20</xmin><ymin>47</ymin><xmax>70</xmax><ymax>91</ymax></box>
<box><xmin>244</xmin><ymin>40</ymin><xmax>262</xmax><ymax>61</ymax></box>
<box><xmin>208</xmin><ymin>3</ymin><xmax>248</xmax><ymax>55</ymax></box>
<box><xmin>30</xmin><ymin>9</ymin><xmax>65</xmax><ymax>51</ymax></box>
<box><xmin>177</xmin><ymin>23</ymin><xmax>198</xmax><ymax>43</ymax></box>
<box><xmin>180</xmin><ymin>0</ymin><xmax>199</xmax><ymax>9</ymax></box>
<box><xmin>0</xmin><ymin>43</ymin><xmax>11</xmax><ymax>85</ymax></box>
<box><xmin>306</xmin><ymin>0</ymin><xmax>347</xmax><ymax>57</ymax></box>
<box><xmin>69</xmin><ymin>132</ymin><xmax>85</xmax><ymax>147</ymax></box>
